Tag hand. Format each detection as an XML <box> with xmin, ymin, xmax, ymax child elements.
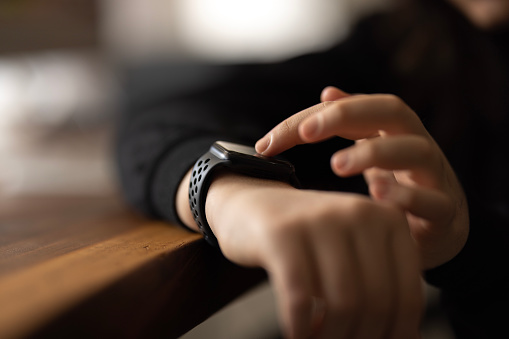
<box><xmin>255</xmin><ymin>87</ymin><xmax>469</xmax><ymax>269</ymax></box>
<box><xmin>205</xmin><ymin>173</ymin><xmax>422</xmax><ymax>339</ymax></box>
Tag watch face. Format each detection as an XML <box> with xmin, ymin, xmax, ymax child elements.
<box><xmin>215</xmin><ymin>141</ymin><xmax>257</xmax><ymax>156</ymax></box>
<box><xmin>210</xmin><ymin>141</ymin><xmax>300</xmax><ymax>188</ymax></box>
<box><xmin>212</xmin><ymin>140</ymin><xmax>294</xmax><ymax>168</ymax></box>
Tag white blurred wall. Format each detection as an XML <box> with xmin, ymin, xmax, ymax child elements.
<box><xmin>102</xmin><ymin>0</ymin><xmax>392</xmax><ymax>62</ymax></box>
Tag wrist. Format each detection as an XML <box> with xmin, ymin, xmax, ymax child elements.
<box><xmin>176</xmin><ymin>169</ymin><xmax>199</xmax><ymax>231</ymax></box>
<box><xmin>176</xmin><ymin>169</ymin><xmax>293</xmax><ymax>237</ymax></box>
<box><xmin>205</xmin><ymin>172</ymin><xmax>293</xmax><ymax>241</ymax></box>
<box><xmin>186</xmin><ymin>141</ymin><xmax>299</xmax><ymax>248</ymax></box>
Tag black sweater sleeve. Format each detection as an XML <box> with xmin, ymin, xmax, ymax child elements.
<box><xmin>424</xmin><ymin>197</ymin><xmax>509</xmax><ymax>338</ymax></box>
<box><xmin>114</xmin><ymin>61</ymin><xmax>327</xmax><ymax>225</ymax></box>
<box><xmin>114</xmin><ymin>18</ymin><xmax>387</xmax><ymax>225</ymax></box>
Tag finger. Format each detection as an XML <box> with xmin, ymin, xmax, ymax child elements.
<box><xmin>386</xmin><ymin>226</ymin><xmax>423</xmax><ymax>338</ymax></box>
<box><xmin>349</xmin><ymin>218</ymin><xmax>396</xmax><ymax>338</ymax></box>
<box><xmin>321</xmin><ymin>86</ymin><xmax>350</xmax><ymax>102</ymax></box>
<box><xmin>299</xmin><ymin>94</ymin><xmax>428</xmax><ymax>143</ymax></box>
<box><xmin>311</xmin><ymin>225</ymin><xmax>361</xmax><ymax>339</ymax></box>
<box><xmin>370</xmin><ymin>181</ymin><xmax>455</xmax><ymax>223</ymax></box>
<box><xmin>265</xmin><ymin>231</ymin><xmax>320</xmax><ymax>339</ymax></box>
<box><xmin>363</xmin><ymin>166</ymin><xmax>397</xmax><ymax>191</ymax></box>
<box><xmin>358</xmin><ymin>139</ymin><xmax>398</xmax><ymax>194</ymax></box>
<box><xmin>255</xmin><ymin>101</ymin><xmax>334</xmax><ymax>156</ymax></box>
<box><xmin>330</xmin><ymin>135</ymin><xmax>440</xmax><ymax>187</ymax></box>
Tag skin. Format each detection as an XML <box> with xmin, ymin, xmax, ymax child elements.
<box><xmin>255</xmin><ymin>88</ymin><xmax>469</xmax><ymax>271</ymax></box>
<box><xmin>176</xmin><ymin>90</ymin><xmax>432</xmax><ymax>339</ymax></box>
<box><xmin>174</xmin><ymin>1</ymin><xmax>509</xmax><ymax>337</ymax></box>
<box><xmin>177</xmin><ymin>169</ymin><xmax>423</xmax><ymax>339</ymax></box>
<box><xmin>448</xmin><ymin>0</ymin><xmax>509</xmax><ymax>30</ymax></box>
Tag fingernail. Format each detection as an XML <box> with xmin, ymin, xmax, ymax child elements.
<box><xmin>255</xmin><ymin>134</ymin><xmax>271</xmax><ymax>154</ymax></box>
<box><xmin>301</xmin><ymin>115</ymin><xmax>322</xmax><ymax>139</ymax></box>
<box><xmin>332</xmin><ymin>152</ymin><xmax>348</xmax><ymax>171</ymax></box>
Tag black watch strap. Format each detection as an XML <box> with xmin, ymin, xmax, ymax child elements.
<box><xmin>189</xmin><ymin>151</ymin><xmax>225</xmax><ymax>248</ymax></box>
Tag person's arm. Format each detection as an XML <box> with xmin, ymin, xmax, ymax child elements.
<box><xmin>116</xmin><ymin>16</ymin><xmax>424</xmax><ymax>338</ymax></box>
<box><xmin>167</xmin><ymin>113</ymin><xmax>423</xmax><ymax>338</ymax></box>
<box><xmin>115</xmin><ymin>15</ymin><xmax>392</xmax><ymax>226</ymax></box>
<box><xmin>254</xmin><ymin>85</ymin><xmax>509</xmax><ymax>337</ymax></box>
<box><xmin>114</xmin><ymin>62</ymin><xmax>303</xmax><ymax>225</ymax></box>
<box><xmin>176</xmin><ymin>167</ymin><xmax>423</xmax><ymax>339</ymax></box>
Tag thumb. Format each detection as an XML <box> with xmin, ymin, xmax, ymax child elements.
<box><xmin>320</xmin><ymin>86</ymin><xmax>350</xmax><ymax>102</ymax></box>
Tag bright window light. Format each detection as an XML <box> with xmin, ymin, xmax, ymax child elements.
<box><xmin>175</xmin><ymin>0</ymin><xmax>350</xmax><ymax>61</ymax></box>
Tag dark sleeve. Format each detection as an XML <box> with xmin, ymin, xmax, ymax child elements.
<box><xmin>114</xmin><ymin>15</ymin><xmax>396</xmax><ymax>226</ymax></box>
<box><xmin>114</xmin><ymin>63</ymin><xmax>283</xmax><ymax>224</ymax></box>
<box><xmin>114</xmin><ymin>61</ymin><xmax>331</xmax><ymax>225</ymax></box>
<box><xmin>424</xmin><ymin>198</ymin><xmax>509</xmax><ymax>337</ymax></box>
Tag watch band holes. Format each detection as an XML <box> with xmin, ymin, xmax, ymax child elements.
<box><xmin>198</xmin><ymin>168</ymin><xmax>202</xmax><ymax>174</ymax></box>
<box><xmin>198</xmin><ymin>160</ymin><xmax>203</xmax><ymax>166</ymax></box>
<box><xmin>198</xmin><ymin>175</ymin><xmax>202</xmax><ymax>181</ymax></box>
<box><xmin>195</xmin><ymin>186</ymin><xmax>198</xmax><ymax>193</ymax></box>
<box><xmin>192</xmin><ymin>170</ymin><xmax>196</xmax><ymax>177</ymax></box>
<box><xmin>205</xmin><ymin>158</ymin><xmax>210</xmax><ymax>164</ymax></box>
<box><xmin>203</xmin><ymin>165</ymin><xmax>208</xmax><ymax>171</ymax></box>
<box><xmin>193</xmin><ymin>178</ymin><xmax>197</xmax><ymax>185</ymax></box>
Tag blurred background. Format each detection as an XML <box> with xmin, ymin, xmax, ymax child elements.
<box><xmin>0</xmin><ymin>0</ymin><xmax>389</xmax><ymax>197</ymax></box>
<box><xmin>0</xmin><ymin>0</ymin><xmax>452</xmax><ymax>338</ymax></box>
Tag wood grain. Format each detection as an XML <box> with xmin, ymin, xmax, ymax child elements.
<box><xmin>0</xmin><ymin>197</ymin><xmax>140</xmax><ymax>276</ymax></box>
<box><xmin>0</xmin><ymin>196</ymin><xmax>265</xmax><ymax>338</ymax></box>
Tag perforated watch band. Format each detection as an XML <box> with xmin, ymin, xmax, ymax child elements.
<box><xmin>189</xmin><ymin>151</ymin><xmax>226</xmax><ymax>248</ymax></box>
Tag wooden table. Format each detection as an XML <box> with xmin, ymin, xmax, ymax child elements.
<box><xmin>0</xmin><ymin>195</ymin><xmax>265</xmax><ymax>339</ymax></box>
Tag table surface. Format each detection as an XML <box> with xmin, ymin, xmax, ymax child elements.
<box><xmin>0</xmin><ymin>195</ymin><xmax>264</xmax><ymax>339</ymax></box>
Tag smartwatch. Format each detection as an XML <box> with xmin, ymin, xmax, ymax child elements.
<box><xmin>189</xmin><ymin>141</ymin><xmax>299</xmax><ymax>248</ymax></box>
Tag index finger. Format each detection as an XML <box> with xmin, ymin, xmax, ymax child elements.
<box><xmin>259</xmin><ymin>94</ymin><xmax>429</xmax><ymax>157</ymax></box>
<box><xmin>255</xmin><ymin>101</ymin><xmax>335</xmax><ymax>156</ymax></box>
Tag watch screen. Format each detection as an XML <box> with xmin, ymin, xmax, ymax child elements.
<box><xmin>212</xmin><ymin>141</ymin><xmax>298</xmax><ymax>187</ymax></box>
<box><xmin>215</xmin><ymin>141</ymin><xmax>258</xmax><ymax>156</ymax></box>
